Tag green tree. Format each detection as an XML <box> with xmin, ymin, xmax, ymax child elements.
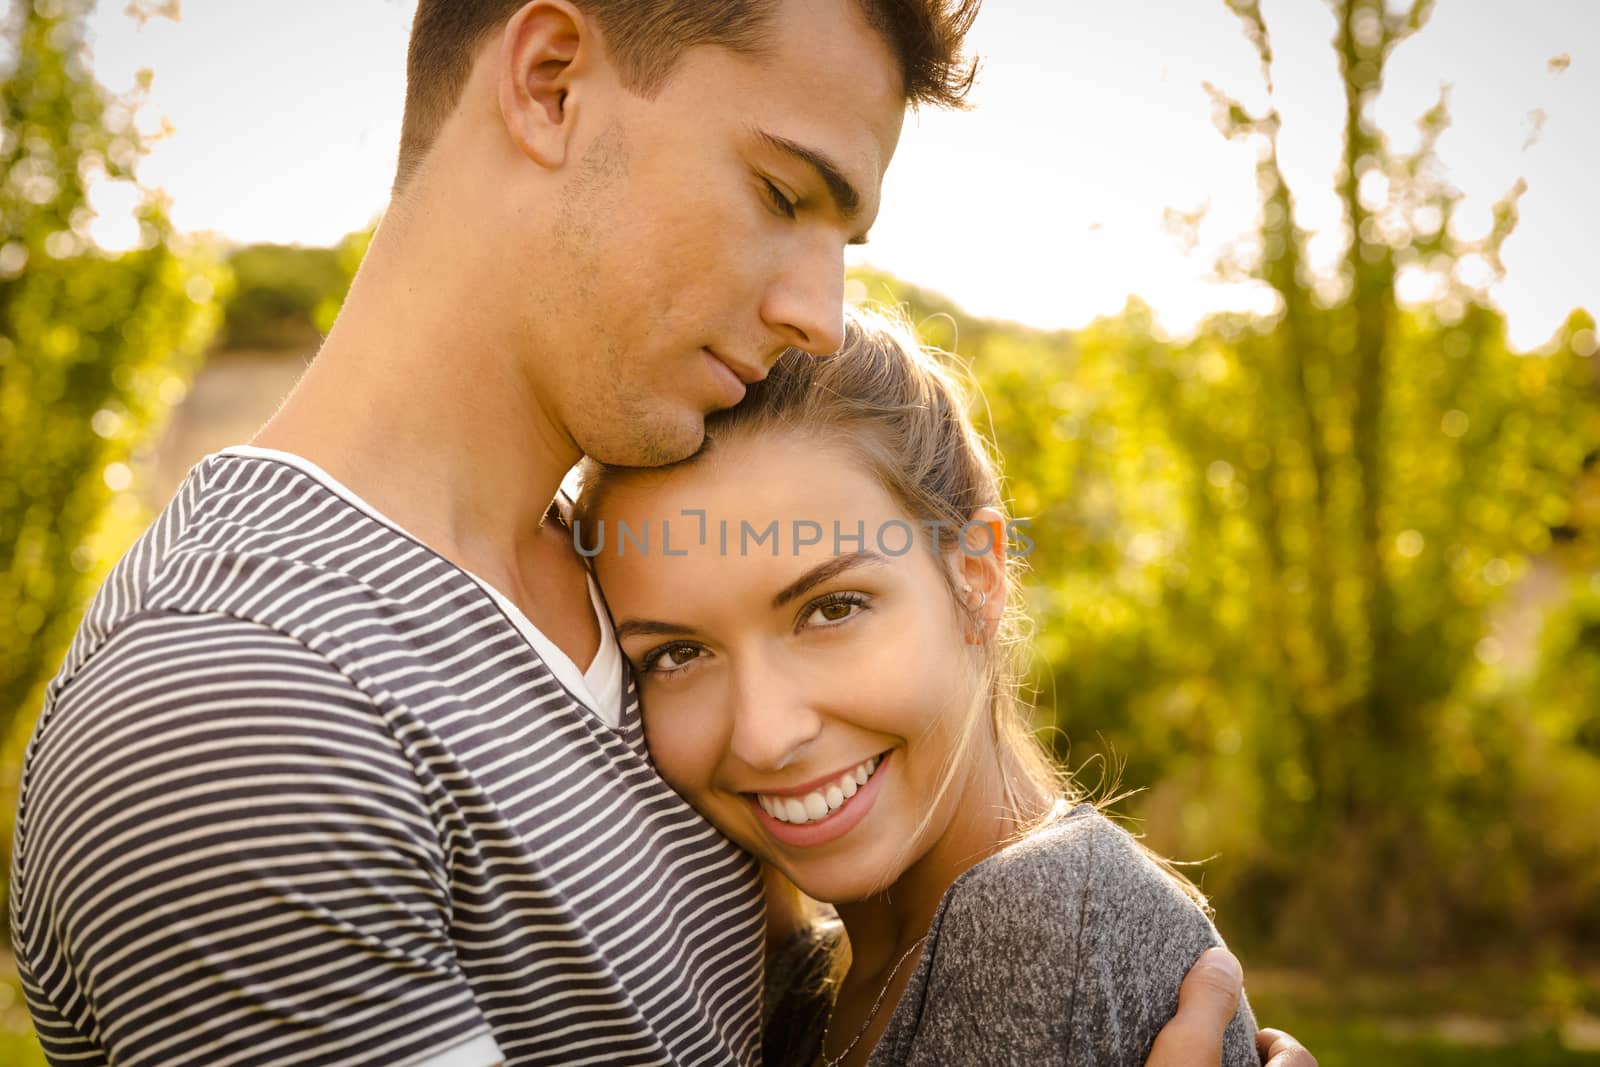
<box><xmin>1168</xmin><ymin>0</ymin><xmax>1597</xmax><ymax>957</ymax></box>
<box><xmin>221</xmin><ymin>242</ymin><xmax>346</xmax><ymax>349</ymax></box>
<box><xmin>0</xmin><ymin>0</ymin><xmax>223</xmax><ymax>830</ymax></box>
<box><xmin>1024</xmin><ymin>0</ymin><xmax>1598</xmax><ymax>960</ymax></box>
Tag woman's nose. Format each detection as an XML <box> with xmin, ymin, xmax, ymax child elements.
<box><xmin>726</xmin><ymin>664</ymin><xmax>824</xmax><ymax>773</ymax></box>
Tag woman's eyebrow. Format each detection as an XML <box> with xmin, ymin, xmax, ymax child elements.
<box><xmin>614</xmin><ymin>618</ymin><xmax>691</xmax><ymax>642</ymax></box>
<box><xmin>771</xmin><ymin>551</ymin><xmax>890</xmax><ymax>609</ymax></box>
<box><xmin>614</xmin><ymin>551</ymin><xmax>891</xmax><ymax>641</ymax></box>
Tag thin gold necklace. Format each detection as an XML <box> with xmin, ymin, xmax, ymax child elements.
<box><xmin>820</xmin><ymin>935</ymin><xmax>928</xmax><ymax>1067</ymax></box>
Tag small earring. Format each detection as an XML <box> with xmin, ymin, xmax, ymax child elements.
<box><xmin>966</xmin><ymin>589</ymin><xmax>991</xmax><ymax>644</ymax></box>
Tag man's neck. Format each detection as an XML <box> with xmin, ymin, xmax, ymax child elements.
<box><xmin>251</xmin><ymin>209</ymin><xmax>581</xmax><ymax>601</ymax></box>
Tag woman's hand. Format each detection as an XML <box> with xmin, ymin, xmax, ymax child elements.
<box><xmin>1144</xmin><ymin>948</ymin><xmax>1317</xmax><ymax>1067</ymax></box>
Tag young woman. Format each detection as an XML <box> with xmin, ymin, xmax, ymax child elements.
<box><xmin>574</xmin><ymin>310</ymin><xmax>1260</xmax><ymax>1066</ymax></box>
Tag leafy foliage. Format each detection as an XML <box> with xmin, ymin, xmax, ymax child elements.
<box><xmin>221</xmin><ymin>243</ymin><xmax>343</xmax><ymax>349</ymax></box>
<box><xmin>221</xmin><ymin>228</ymin><xmax>370</xmax><ymax>349</ymax></box>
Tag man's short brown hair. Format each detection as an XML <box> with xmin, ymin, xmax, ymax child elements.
<box><xmin>394</xmin><ymin>0</ymin><xmax>981</xmax><ymax>189</ymax></box>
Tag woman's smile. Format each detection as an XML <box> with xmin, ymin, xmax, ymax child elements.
<box><xmin>746</xmin><ymin>750</ymin><xmax>893</xmax><ymax>847</ymax></box>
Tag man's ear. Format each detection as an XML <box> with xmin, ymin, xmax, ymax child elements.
<box><xmin>497</xmin><ymin>0</ymin><xmax>593</xmax><ymax>169</ymax></box>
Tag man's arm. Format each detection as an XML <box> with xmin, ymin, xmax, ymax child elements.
<box><xmin>11</xmin><ymin>612</ymin><xmax>499</xmax><ymax>1067</ymax></box>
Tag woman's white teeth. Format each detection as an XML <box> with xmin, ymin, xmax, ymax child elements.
<box><xmin>760</xmin><ymin>756</ymin><xmax>880</xmax><ymax>825</ymax></box>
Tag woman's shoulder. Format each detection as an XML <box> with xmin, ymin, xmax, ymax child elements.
<box><xmin>944</xmin><ymin>802</ymin><xmax>1200</xmax><ymax>922</ymax></box>
<box><xmin>874</xmin><ymin>803</ymin><xmax>1255</xmax><ymax>1065</ymax></box>
<box><xmin>908</xmin><ymin>801</ymin><xmax>1224</xmax><ymax>1005</ymax></box>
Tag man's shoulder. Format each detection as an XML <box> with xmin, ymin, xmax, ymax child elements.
<box><xmin>77</xmin><ymin>451</ymin><xmax>372</xmax><ymax>616</ymax></box>
<box><xmin>60</xmin><ymin>451</ymin><xmax>474</xmax><ymax>686</ymax></box>
<box><xmin>139</xmin><ymin>450</ymin><xmax>403</xmax><ymax>596</ymax></box>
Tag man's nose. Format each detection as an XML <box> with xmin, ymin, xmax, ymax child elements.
<box><xmin>760</xmin><ymin>244</ymin><xmax>846</xmax><ymax>358</ymax></box>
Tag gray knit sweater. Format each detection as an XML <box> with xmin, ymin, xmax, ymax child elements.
<box><xmin>763</xmin><ymin>804</ymin><xmax>1258</xmax><ymax>1067</ymax></box>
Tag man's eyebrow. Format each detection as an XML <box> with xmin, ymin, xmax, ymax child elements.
<box><xmin>772</xmin><ymin>551</ymin><xmax>890</xmax><ymax>610</ymax></box>
<box><xmin>756</xmin><ymin>129</ymin><xmax>872</xmax><ymax>243</ymax></box>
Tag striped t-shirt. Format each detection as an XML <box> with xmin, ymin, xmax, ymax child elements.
<box><xmin>9</xmin><ymin>447</ymin><xmax>765</xmax><ymax>1067</ymax></box>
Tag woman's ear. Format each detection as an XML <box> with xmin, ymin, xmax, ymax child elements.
<box><xmin>497</xmin><ymin>0</ymin><xmax>593</xmax><ymax>169</ymax></box>
<box><xmin>953</xmin><ymin>506</ymin><xmax>1008</xmax><ymax>644</ymax></box>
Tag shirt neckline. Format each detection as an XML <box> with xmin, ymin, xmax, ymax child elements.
<box><xmin>214</xmin><ymin>444</ymin><xmax>623</xmax><ymax>727</ymax></box>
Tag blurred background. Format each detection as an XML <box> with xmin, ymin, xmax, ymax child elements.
<box><xmin>2</xmin><ymin>0</ymin><xmax>1597</xmax><ymax>1063</ymax></box>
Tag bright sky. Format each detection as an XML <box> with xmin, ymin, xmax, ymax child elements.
<box><xmin>83</xmin><ymin>0</ymin><xmax>1599</xmax><ymax>350</ymax></box>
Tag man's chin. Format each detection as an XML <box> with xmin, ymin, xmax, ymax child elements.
<box><xmin>583</xmin><ymin>418</ymin><xmax>707</xmax><ymax>471</ymax></box>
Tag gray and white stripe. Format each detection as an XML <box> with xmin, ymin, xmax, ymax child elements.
<box><xmin>10</xmin><ymin>452</ymin><xmax>764</xmax><ymax>1067</ymax></box>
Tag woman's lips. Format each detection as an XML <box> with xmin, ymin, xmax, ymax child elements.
<box><xmin>748</xmin><ymin>751</ymin><xmax>891</xmax><ymax>848</ymax></box>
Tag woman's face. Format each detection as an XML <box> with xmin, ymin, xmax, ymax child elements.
<box><xmin>590</xmin><ymin>431</ymin><xmax>992</xmax><ymax>902</ymax></box>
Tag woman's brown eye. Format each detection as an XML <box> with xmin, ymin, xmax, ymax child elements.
<box><xmin>643</xmin><ymin>643</ymin><xmax>703</xmax><ymax>674</ymax></box>
<box><xmin>820</xmin><ymin>603</ymin><xmax>852</xmax><ymax>622</ymax></box>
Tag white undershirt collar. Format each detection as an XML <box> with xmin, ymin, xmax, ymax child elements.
<box><xmin>215</xmin><ymin>444</ymin><xmax>623</xmax><ymax>727</ymax></box>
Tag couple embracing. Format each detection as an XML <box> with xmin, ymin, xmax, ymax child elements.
<box><xmin>11</xmin><ymin>2</ymin><xmax>1317</xmax><ymax>1065</ymax></box>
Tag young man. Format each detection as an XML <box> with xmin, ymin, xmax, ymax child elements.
<box><xmin>9</xmin><ymin>2</ymin><xmax>1313</xmax><ymax>1064</ymax></box>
